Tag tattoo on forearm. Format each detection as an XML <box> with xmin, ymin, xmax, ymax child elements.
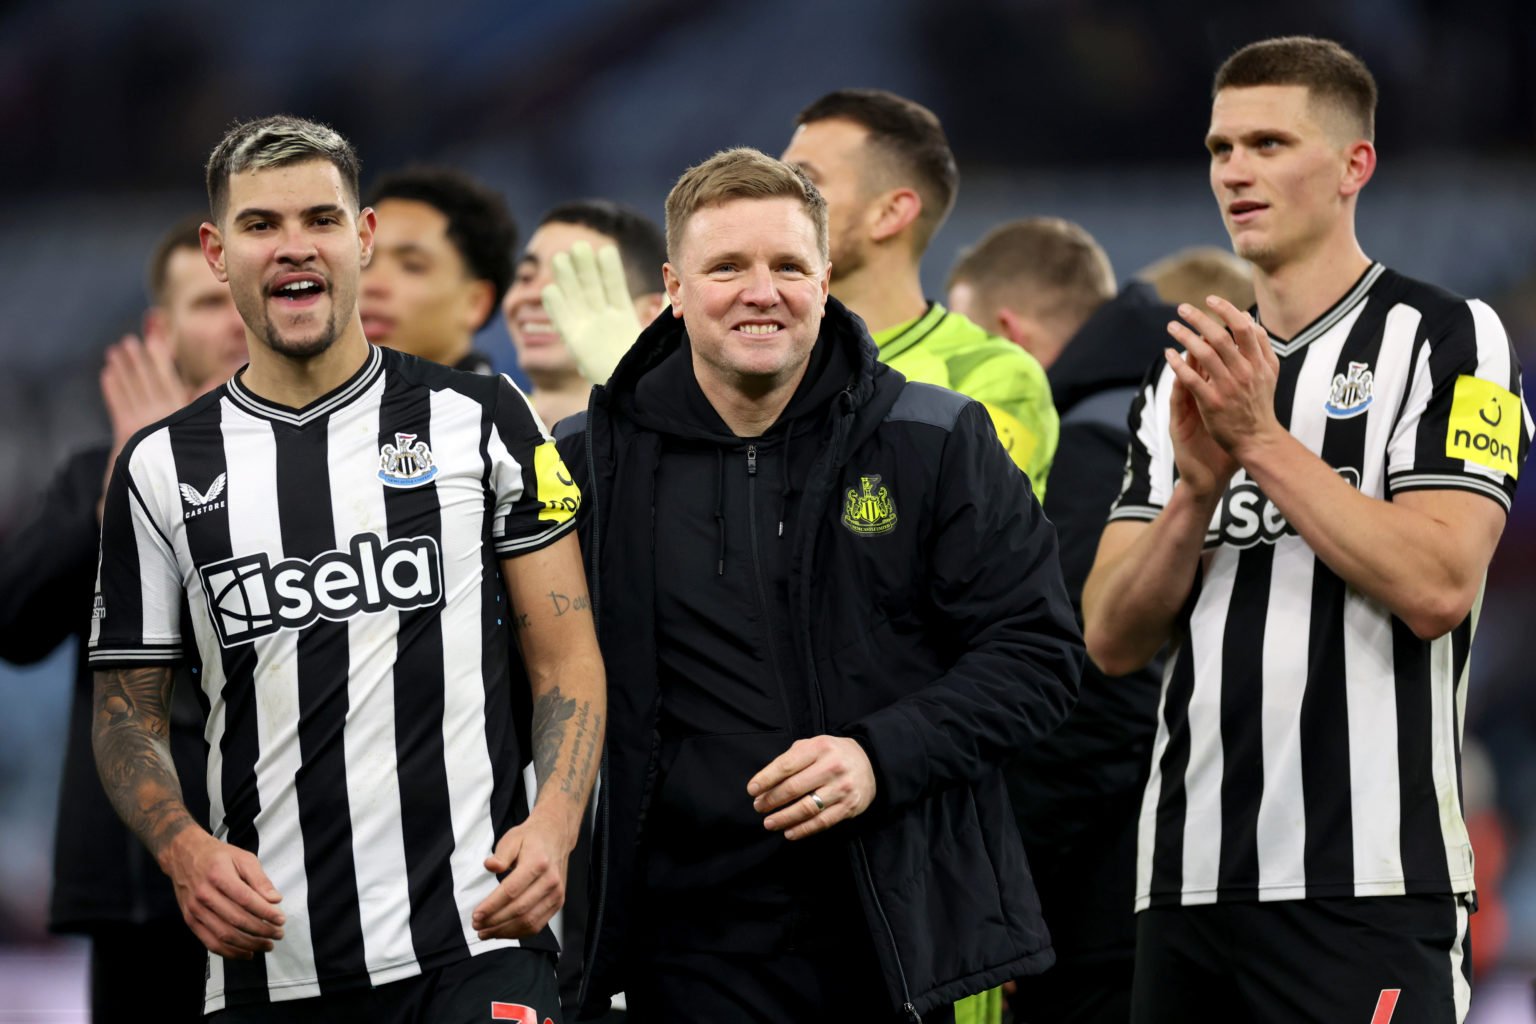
<box><xmin>531</xmin><ymin>685</ymin><xmax>577</xmax><ymax>786</ymax></box>
<box><xmin>92</xmin><ymin>667</ymin><xmax>194</xmax><ymax>858</ymax></box>
<box><xmin>547</xmin><ymin>591</ymin><xmax>591</xmax><ymax>617</ymax></box>
<box><xmin>511</xmin><ymin>611</ymin><xmax>530</xmax><ymax>631</ymax></box>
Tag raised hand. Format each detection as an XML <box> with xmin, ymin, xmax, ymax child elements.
<box><xmin>541</xmin><ymin>241</ymin><xmax>643</xmax><ymax>385</ymax></box>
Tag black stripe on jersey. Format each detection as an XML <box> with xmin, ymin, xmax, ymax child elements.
<box><xmin>379</xmin><ymin>378</ymin><xmax>468</xmax><ymax>964</ymax></box>
<box><xmin>1148</xmin><ymin>579</ymin><xmax>1204</xmax><ymax>903</ymax></box>
<box><xmin>1409</xmin><ymin>302</ymin><xmax>1476</xmax><ymax>476</ymax></box>
<box><xmin>167</xmin><ymin>414</ymin><xmax>269</xmax><ymax>1001</ymax></box>
<box><xmin>1392</xmin><ymin>617</ymin><xmax>1450</xmax><ymax>889</ymax></box>
<box><xmin>99</xmin><ymin>474</ymin><xmax>147</xmax><ymax>651</ymax></box>
<box><xmin>477</xmin><ymin>394</ymin><xmax>521</xmax><ymax>842</ymax></box>
<box><xmin>1211</xmin><ymin>344</ymin><xmax>1304</xmax><ymax>895</ymax></box>
<box><xmin>1300</xmin><ymin>296</ymin><xmax>1390</xmax><ymax>896</ymax></box>
<box><xmin>274</xmin><ymin>422</ymin><xmax>368</xmax><ymax>991</ymax></box>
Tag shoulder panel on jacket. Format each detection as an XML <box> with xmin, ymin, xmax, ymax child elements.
<box><xmin>885</xmin><ymin>381</ymin><xmax>971</xmax><ymax>431</ymax></box>
<box><xmin>553</xmin><ymin>411</ymin><xmax>589</xmax><ymax>440</ymax></box>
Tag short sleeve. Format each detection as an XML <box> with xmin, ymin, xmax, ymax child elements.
<box><xmin>490</xmin><ymin>374</ymin><xmax>582</xmax><ymax>556</ymax></box>
<box><xmin>1387</xmin><ymin>299</ymin><xmax>1531</xmax><ymax>512</ymax></box>
<box><xmin>89</xmin><ymin>439</ymin><xmax>186</xmax><ymax>667</ymax></box>
<box><xmin>1107</xmin><ymin>358</ymin><xmax>1176</xmax><ymax>524</ymax></box>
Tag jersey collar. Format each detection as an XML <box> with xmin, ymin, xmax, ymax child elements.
<box><xmin>1259</xmin><ymin>262</ymin><xmax>1385</xmax><ymax>358</ymax></box>
<box><xmin>225</xmin><ymin>344</ymin><xmax>384</xmax><ymax>427</ymax></box>
<box><xmin>871</xmin><ymin>301</ymin><xmax>947</xmax><ymax>362</ymax></box>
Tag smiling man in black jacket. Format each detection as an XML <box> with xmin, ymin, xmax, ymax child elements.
<box><xmin>554</xmin><ymin>148</ymin><xmax>1083</xmax><ymax>1024</ymax></box>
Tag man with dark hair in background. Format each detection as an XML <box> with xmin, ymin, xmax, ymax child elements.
<box><xmin>1085</xmin><ymin>37</ymin><xmax>1530</xmax><ymax>1021</ymax></box>
<box><xmin>0</xmin><ymin>214</ymin><xmax>247</xmax><ymax>1022</ymax></box>
<box><xmin>361</xmin><ymin>165</ymin><xmax>517</xmax><ymax>374</ymax></box>
<box><xmin>503</xmin><ymin>200</ymin><xmax>667</xmax><ymax>426</ymax></box>
<box><xmin>783</xmin><ymin>88</ymin><xmax>1058</xmax><ymax>495</ymax></box>
<box><xmin>947</xmin><ymin>217</ymin><xmax>1175</xmax><ymax>1023</ymax></box>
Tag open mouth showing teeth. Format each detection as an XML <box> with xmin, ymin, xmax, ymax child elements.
<box><xmin>274</xmin><ymin>281</ymin><xmax>324</xmax><ymax>299</ymax></box>
<box><xmin>738</xmin><ymin>324</ymin><xmax>780</xmax><ymax>335</ymax></box>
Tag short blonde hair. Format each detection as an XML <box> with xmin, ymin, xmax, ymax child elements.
<box><xmin>1138</xmin><ymin>246</ymin><xmax>1256</xmax><ymax>311</ymax></box>
<box><xmin>947</xmin><ymin>217</ymin><xmax>1116</xmax><ymax>335</ymax></box>
<box><xmin>664</xmin><ymin>147</ymin><xmax>828</xmax><ymax>264</ymax></box>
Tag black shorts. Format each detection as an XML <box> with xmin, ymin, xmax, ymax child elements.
<box><xmin>208</xmin><ymin>948</ymin><xmax>560</xmax><ymax>1024</ymax></box>
<box><xmin>1131</xmin><ymin>895</ymin><xmax>1472</xmax><ymax>1024</ymax></box>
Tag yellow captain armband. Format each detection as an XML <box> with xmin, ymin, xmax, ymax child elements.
<box><xmin>533</xmin><ymin>441</ymin><xmax>582</xmax><ymax>522</ymax></box>
<box><xmin>1445</xmin><ymin>375</ymin><xmax>1521</xmax><ymax>478</ymax></box>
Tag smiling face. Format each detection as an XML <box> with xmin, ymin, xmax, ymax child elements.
<box><xmin>663</xmin><ymin>196</ymin><xmax>829</xmax><ymax>395</ymax></box>
<box><xmin>202</xmin><ymin>158</ymin><xmax>374</xmax><ymax>362</ymax></box>
<box><xmin>1207</xmin><ymin>84</ymin><xmax>1363</xmax><ymax>273</ymax></box>
<box><xmin>360</xmin><ymin>198</ymin><xmax>488</xmax><ymax>364</ymax></box>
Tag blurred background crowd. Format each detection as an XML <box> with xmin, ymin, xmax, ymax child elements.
<box><xmin>1</xmin><ymin>0</ymin><xmax>1533</xmax><ymax>1017</ymax></box>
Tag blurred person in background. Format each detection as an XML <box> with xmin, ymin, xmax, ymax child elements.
<box><xmin>0</xmin><ymin>214</ymin><xmax>246</xmax><ymax>1023</ymax></box>
<box><xmin>947</xmin><ymin>217</ymin><xmax>1175</xmax><ymax>1024</ymax></box>
<box><xmin>503</xmin><ymin>200</ymin><xmax>667</xmax><ymax>427</ymax></box>
<box><xmin>1084</xmin><ymin>36</ymin><xmax>1531</xmax><ymax>1021</ymax></box>
<box><xmin>360</xmin><ymin>166</ymin><xmax>516</xmax><ymax>375</ymax></box>
<box><xmin>783</xmin><ymin>88</ymin><xmax>1058</xmax><ymax>499</ymax></box>
<box><xmin>1137</xmin><ymin>245</ymin><xmax>1256</xmax><ymax>312</ymax></box>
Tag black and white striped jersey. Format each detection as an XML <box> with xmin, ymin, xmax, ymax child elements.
<box><xmin>1109</xmin><ymin>264</ymin><xmax>1531</xmax><ymax>912</ymax></box>
<box><xmin>89</xmin><ymin>345</ymin><xmax>580</xmax><ymax>1011</ymax></box>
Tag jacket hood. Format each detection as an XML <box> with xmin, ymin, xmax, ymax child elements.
<box><xmin>606</xmin><ymin>296</ymin><xmax>891</xmax><ymax>445</ymax></box>
<box><xmin>1047</xmin><ymin>281</ymin><xmax>1176</xmax><ymax>413</ymax></box>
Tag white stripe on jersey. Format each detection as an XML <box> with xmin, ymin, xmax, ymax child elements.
<box><xmin>228</xmin><ymin>413</ymin><xmax>322</xmax><ymax>1002</ymax></box>
<box><xmin>1179</xmin><ymin>547</ymin><xmax>1235</xmax><ymax>906</ymax></box>
<box><xmin>1345</xmin><ymin>303</ymin><xmax>1418</xmax><ymax>896</ymax></box>
<box><xmin>1134</xmin><ymin>659</ymin><xmax>1176</xmax><ymax>913</ymax></box>
<box><xmin>1451</xmin><ymin>901</ymin><xmax>1471</xmax><ymax>1022</ymax></box>
<box><xmin>127</xmin><ymin>430</ymin><xmax>184</xmax><ymax>652</ymax></box>
<box><xmin>326</xmin><ymin>380</ymin><xmax>417</xmax><ymax>983</ymax></box>
<box><xmin>428</xmin><ymin>385</ymin><xmax>521</xmax><ymax>959</ymax></box>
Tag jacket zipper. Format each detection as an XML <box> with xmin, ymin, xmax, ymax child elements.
<box><xmin>857</xmin><ymin>839</ymin><xmax>920</xmax><ymax>1021</ymax></box>
<box><xmin>798</xmin><ymin>398</ymin><xmax>920</xmax><ymax>1022</ymax></box>
<box><xmin>745</xmin><ymin>444</ymin><xmax>797</xmax><ymax>733</ymax></box>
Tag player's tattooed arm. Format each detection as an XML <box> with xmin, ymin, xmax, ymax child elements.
<box><xmin>92</xmin><ymin>666</ymin><xmax>195</xmax><ymax>857</ymax></box>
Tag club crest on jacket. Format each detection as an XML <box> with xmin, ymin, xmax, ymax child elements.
<box><xmin>842</xmin><ymin>474</ymin><xmax>897</xmax><ymax>536</ymax></box>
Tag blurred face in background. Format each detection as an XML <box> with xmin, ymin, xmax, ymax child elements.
<box><xmin>360</xmin><ymin>198</ymin><xmax>492</xmax><ymax>365</ymax></box>
<box><xmin>145</xmin><ymin>246</ymin><xmax>248</xmax><ymax>394</ymax></box>
<box><xmin>503</xmin><ymin>221</ymin><xmax>622</xmax><ymax>379</ymax></box>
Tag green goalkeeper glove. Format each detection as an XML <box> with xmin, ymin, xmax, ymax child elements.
<box><xmin>541</xmin><ymin>241</ymin><xmax>643</xmax><ymax>386</ymax></box>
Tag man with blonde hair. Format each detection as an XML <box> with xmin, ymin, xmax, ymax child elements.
<box><xmin>1137</xmin><ymin>245</ymin><xmax>1255</xmax><ymax>311</ymax></box>
<box><xmin>948</xmin><ymin>217</ymin><xmax>1174</xmax><ymax>1023</ymax></box>
<box><xmin>555</xmin><ymin>147</ymin><xmax>1082</xmax><ymax>1023</ymax></box>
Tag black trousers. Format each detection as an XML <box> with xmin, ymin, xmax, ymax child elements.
<box><xmin>209</xmin><ymin>949</ymin><xmax>561</xmax><ymax>1024</ymax></box>
<box><xmin>1131</xmin><ymin>895</ymin><xmax>1473</xmax><ymax>1023</ymax></box>
<box><xmin>89</xmin><ymin>920</ymin><xmax>207</xmax><ymax>1023</ymax></box>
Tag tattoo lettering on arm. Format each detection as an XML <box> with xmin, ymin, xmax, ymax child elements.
<box><xmin>561</xmin><ymin>709</ymin><xmax>604</xmax><ymax>797</ymax></box>
<box><xmin>92</xmin><ymin>667</ymin><xmax>195</xmax><ymax>859</ymax></box>
<box><xmin>531</xmin><ymin>685</ymin><xmax>577</xmax><ymax>787</ymax></box>
<box><xmin>547</xmin><ymin>591</ymin><xmax>591</xmax><ymax>617</ymax></box>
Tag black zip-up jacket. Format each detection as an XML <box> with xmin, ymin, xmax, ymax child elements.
<box><xmin>555</xmin><ymin>298</ymin><xmax>1084</xmax><ymax>1019</ymax></box>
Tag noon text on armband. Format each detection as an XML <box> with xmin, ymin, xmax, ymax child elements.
<box><xmin>198</xmin><ymin>533</ymin><xmax>444</xmax><ymax>647</ymax></box>
<box><xmin>1210</xmin><ymin>467</ymin><xmax>1361</xmax><ymax>549</ymax></box>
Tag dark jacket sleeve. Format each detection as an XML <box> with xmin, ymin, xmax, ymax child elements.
<box><xmin>1042</xmin><ymin>409</ymin><xmax>1136</xmax><ymax>605</ymax></box>
<box><xmin>844</xmin><ymin>403</ymin><xmax>1084</xmax><ymax>811</ymax></box>
<box><xmin>0</xmin><ymin>446</ymin><xmax>107</xmax><ymax>665</ymax></box>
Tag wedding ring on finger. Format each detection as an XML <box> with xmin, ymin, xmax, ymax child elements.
<box><xmin>808</xmin><ymin>792</ymin><xmax>826</xmax><ymax>813</ymax></box>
